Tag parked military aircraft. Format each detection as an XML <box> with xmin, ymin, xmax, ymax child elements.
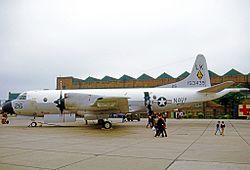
<box><xmin>2</xmin><ymin>54</ymin><xmax>248</xmax><ymax>128</ymax></box>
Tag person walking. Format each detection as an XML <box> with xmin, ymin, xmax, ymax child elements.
<box><xmin>154</xmin><ymin>114</ymin><xmax>161</xmax><ymax>137</ymax></box>
<box><xmin>215</xmin><ymin>121</ymin><xmax>221</xmax><ymax>135</ymax></box>
<box><xmin>220</xmin><ymin>121</ymin><xmax>226</xmax><ymax>136</ymax></box>
<box><xmin>122</xmin><ymin>115</ymin><xmax>126</xmax><ymax>123</ymax></box>
<box><xmin>146</xmin><ymin>115</ymin><xmax>151</xmax><ymax>128</ymax></box>
<box><xmin>162</xmin><ymin>114</ymin><xmax>167</xmax><ymax>137</ymax></box>
<box><xmin>154</xmin><ymin>114</ymin><xmax>167</xmax><ymax>137</ymax></box>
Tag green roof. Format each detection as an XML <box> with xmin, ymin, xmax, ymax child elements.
<box><xmin>84</xmin><ymin>76</ymin><xmax>100</xmax><ymax>82</ymax></box>
<box><xmin>208</xmin><ymin>70</ymin><xmax>219</xmax><ymax>77</ymax></box>
<box><xmin>223</xmin><ymin>69</ymin><xmax>243</xmax><ymax>76</ymax></box>
<box><xmin>101</xmin><ymin>76</ymin><xmax>117</xmax><ymax>82</ymax></box>
<box><xmin>137</xmin><ymin>73</ymin><xmax>154</xmax><ymax>80</ymax></box>
<box><xmin>157</xmin><ymin>72</ymin><xmax>173</xmax><ymax>79</ymax></box>
<box><xmin>72</xmin><ymin>78</ymin><xmax>82</xmax><ymax>84</ymax></box>
<box><xmin>119</xmin><ymin>74</ymin><xmax>135</xmax><ymax>81</ymax></box>
<box><xmin>177</xmin><ymin>71</ymin><xmax>190</xmax><ymax>80</ymax></box>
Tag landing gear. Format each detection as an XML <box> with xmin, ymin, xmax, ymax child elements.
<box><xmin>103</xmin><ymin>121</ymin><xmax>112</xmax><ymax>129</ymax></box>
<box><xmin>97</xmin><ymin>119</ymin><xmax>112</xmax><ymax>129</ymax></box>
<box><xmin>29</xmin><ymin>116</ymin><xmax>39</xmax><ymax>127</ymax></box>
<box><xmin>30</xmin><ymin>122</ymin><xmax>37</xmax><ymax>127</ymax></box>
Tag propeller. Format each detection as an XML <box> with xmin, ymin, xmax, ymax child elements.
<box><xmin>54</xmin><ymin>91</ymin><xmax>65</xmax><ymax>114</ymax></box>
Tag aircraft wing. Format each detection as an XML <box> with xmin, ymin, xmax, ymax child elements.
<box><xmin>64</xmin><ymin>93</ymin><xmax>129</xmax><ymax>113</ymax></box>
<box><xmin>91</xmin><ymin>97</ymin><xmax>129</xmax><ymax>112</ymax></box>
<box><xmin>198</xmin><ymin>81</ymin><xmax>235</xmax><ymax>93</ymax></box>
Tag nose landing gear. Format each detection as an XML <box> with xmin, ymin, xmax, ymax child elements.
<box><xmin>30</xmin><ymin>121</ymin><xmax>37</xmax><ymax>127</ymax></box>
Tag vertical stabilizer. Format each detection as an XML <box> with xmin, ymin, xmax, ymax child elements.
<box><xmin>159</xmin><ymin>54</ymin><xmax>211</xmax><ymax>88</ymax></box>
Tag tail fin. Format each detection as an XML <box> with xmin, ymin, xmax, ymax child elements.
<box><xmin>159</xmin><ymin>54</ymin><xmax>211</xmax><ymax>88</ymax></box>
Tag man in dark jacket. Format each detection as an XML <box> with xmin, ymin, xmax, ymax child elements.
<box><xmin>154</xmin><ymin>114</ymin><xmax>167</xmax><ymax>137</ymax></box>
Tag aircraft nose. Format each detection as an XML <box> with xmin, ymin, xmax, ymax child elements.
<box><xmin>2</xmin><ymin>101</ymin><xmax>15</xmax><ymax>114</ymax></box>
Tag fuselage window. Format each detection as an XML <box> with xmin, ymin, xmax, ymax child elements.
<box><xmin>17</xmin><ymin>93</ymin><xmax>27</xmax><ymax>100</ymax></box>
<box><xmin>43</xmin><ymin>97</ymin><xmax>48</xmax><ymax>102</ymax></box>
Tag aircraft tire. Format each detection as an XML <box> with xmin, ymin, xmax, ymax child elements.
<box><xmin>103</xmin><ymin>121</ymin><xmax>112</xmax><ymax>129</ymax></box>
<box><xmin>31</xmin><ymin>122</ymin><xmax>37</xmax><ymax>127</ymax></box>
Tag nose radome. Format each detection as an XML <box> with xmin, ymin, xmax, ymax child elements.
<box><xmin>2</xmin><ymin>101</ymin><xmax>15</xmax><ymax>114</ymax></box>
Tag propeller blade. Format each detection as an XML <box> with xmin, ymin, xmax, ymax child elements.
<box><xmin>54</xmin><ymin>91</ymin><xmax>65</xmax><ymax>114</ymax></box>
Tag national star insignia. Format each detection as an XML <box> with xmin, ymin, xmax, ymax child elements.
<box><xmin>157</xmin><ymin>97</ymin><xmax>167</xmax><ymax>107</ymax></box>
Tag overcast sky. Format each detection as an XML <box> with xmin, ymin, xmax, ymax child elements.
<box><xmin>0</xmin><ymin>0</ymin><xmax>250</xmax><ymax>99</ymax></box>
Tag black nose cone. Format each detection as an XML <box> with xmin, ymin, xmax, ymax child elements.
<box><xmin>2</xmin><ymin>101</ymin><xmax>15</xmax><ymax>114</ymax></box>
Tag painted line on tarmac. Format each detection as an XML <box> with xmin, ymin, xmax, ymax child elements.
<box><xmin>229</xmin><ymin>120</ymin><xmax>250</xmax><ymax>146</ymax></box>
<box><xmin>165</xmin><ymin>119</ymin><xmax>213</xmax><ymax>170</ymax></box>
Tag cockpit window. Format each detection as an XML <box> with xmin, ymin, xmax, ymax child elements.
<box><xmin>17</xmin><ymin>92</ymin><xmax>27</xmax><ymax>100</ymax></box>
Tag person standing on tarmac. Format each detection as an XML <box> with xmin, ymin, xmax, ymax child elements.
<box><xmin>122</xmin><ymin>114</ymin><xmax>126</xmax><ymax>123</ymax></box>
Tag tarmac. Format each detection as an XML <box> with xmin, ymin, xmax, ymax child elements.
<box><xmin>0</xmin><ymin>117</ymin><xmax>250</xmax><ymax>170</ymax></box>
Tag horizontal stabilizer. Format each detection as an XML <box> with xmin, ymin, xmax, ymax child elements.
<box><xmin>221</xmin><ymin>88</ymin><xmax>249</xmax><ymax>93</ymax></box>
<box><xmin>198</xmin><ymin>81</ymin><xmax>235</xmax><ymax>93</ymax></box>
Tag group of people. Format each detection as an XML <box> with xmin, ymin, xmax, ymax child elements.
<box><xmin>1</xmin><ymin>113</ymin><xmax>9</xmax><ymax>124</ymax></box>
<box><xmin>215</xmin><ymin>121</ymin><xmax>226</xmax><ymax>136</ymax></box>
<box><xmin>146</xmin><ymin>112</ymin><xmax>168</xmax><ymax>138</ymax></box>
<box><xmin>147</xmin><ymin>113</ymin><xmax>227</xmax><ymax>138</ymax></box>
<box><xmin>154</xmin><ymin>114</ymin><xmax>167</xmax><ymax>137</ymax></box>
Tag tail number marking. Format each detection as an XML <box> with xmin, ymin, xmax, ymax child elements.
<box><xmin>187</xmin><ymin>81</ymin><xmax>205</xmax><ymax>86</ymax></box>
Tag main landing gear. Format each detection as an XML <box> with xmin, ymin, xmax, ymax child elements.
<box><xmin>98</xmin><ymin>119</ymin><xmax>112</xmax><ymax>129</ymax></box>
<box><xmin>28</xmin><ymin>117</ymin><xmax>41</xmax><ymax>127</ymax></box>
